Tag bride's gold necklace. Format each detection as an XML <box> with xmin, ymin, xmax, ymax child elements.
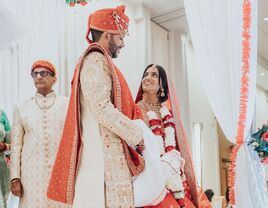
<box><xmin>140</xmin><ymin>100</ymin><xmax>161</xmax><ymax>114</ymax></box>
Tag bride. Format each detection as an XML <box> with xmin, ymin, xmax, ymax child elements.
<box><xmin>133</xmin><ymin>64</ymin><xmax>209</xmax><ymax>208</ymax></box>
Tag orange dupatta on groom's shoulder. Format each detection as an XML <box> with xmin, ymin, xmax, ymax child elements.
<box><xmin>47</xmin><ymin>43</ymin><xmax>144</xmax><ymax>204</ymax></box>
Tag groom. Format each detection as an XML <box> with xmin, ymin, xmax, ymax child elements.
<box><xmin>47</xmin><ymin>5</ymin><xmax>145</xmax><ymax>208</ymax></box>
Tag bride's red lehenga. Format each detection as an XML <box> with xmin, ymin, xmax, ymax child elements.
<box><xmin>135</xmin><ymin>72</ymin><xmax>211</xmax><ymax>208</ymax></box>
<box><xmin>143</xmin><ymin>178</ymin><xmax>196</xmax><ymax>208</ymax></box>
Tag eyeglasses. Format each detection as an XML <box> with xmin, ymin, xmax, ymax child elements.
<box><xmin>31</xmin><ymin>71</ymin><xmax>55</xmax><ymax>78</ymax></box>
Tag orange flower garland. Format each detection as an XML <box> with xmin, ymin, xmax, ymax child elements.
<box><xmin>228</xmin><ymin>0</ymin><xmax>252</xmax><ymax>205</ymax></box>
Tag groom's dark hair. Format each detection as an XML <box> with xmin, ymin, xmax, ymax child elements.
<box><xmin>91</xmin><ymin>29</ymin><xmax>104</xmax><ymax>42</ymax></box>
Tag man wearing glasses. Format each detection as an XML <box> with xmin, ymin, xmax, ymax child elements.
<box><xmin>9</xmin><ymin>60</ymin><xmax>70</xmax><ymax>208</ymax></box>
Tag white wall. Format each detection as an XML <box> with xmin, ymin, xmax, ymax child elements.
<box><xmin>167</xmin><ymin>29</ymin><xmax>221</xmax><ymax>194</ymax></box>
<box><xmin>168</xmin><ymin>31</ymin><xmax>192</xmax><ymax>143</ymax></box>
<box><xmin>185</xmin><ymin>38</ymin><xmax>220</xmax><ymax>195</ymax></box>
<box><xmin>116</xmin><ymin>3</ymin><xmax>151</xmax><ymax>96</ymax></box>
<box><xmin>151</xmin><ymin>22</ymin><xmax>169</xmax><ymax>69</ymax></box>
<box><xmin>256</xmin><ymin>87</ymin><xmax>268</xmax><ymax>128</ymax></box>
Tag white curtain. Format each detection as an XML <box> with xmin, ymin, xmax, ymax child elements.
<box><xmin>0</xmin><ymin>1</ymin><xmax>25</xmax><ymax>49</ymax></box>
<box><xmin>0</xmin><ymin>0</ymin><xmax>148</xmax><ymax>120</ymax></box>
<box><xmin>0</xmin><ymin>0</ymin><xmax>87</xmax><ymax>118</ymax></box>
<box><xmin>184</xmin><ymin>0</ymin><xmax>268</xmax><ymax>207</ymax></box>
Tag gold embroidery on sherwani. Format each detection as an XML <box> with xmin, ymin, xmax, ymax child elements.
<box><xmin>78</xmin><ymin>52</ymin><xmax>142</xmax><ymax>207</ymax></box>
<box><xmin>10</xmin><ymin>92</ymin><xmax>70</xmax><ymax>208</ymax></box>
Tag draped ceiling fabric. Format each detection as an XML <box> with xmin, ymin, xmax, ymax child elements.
<box><xmin>184</xmin><ymin>0</ymin><xmax>268</xmax><ymax>207</ymax></box>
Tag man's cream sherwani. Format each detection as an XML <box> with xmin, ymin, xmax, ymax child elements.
<box><xmin>72</xmin><ymin>52</ymin><xmax>143</xmax><ymax>208</ymax></box>
<box><xmin>10</xmin><ymin>92</ymin><xmax>70</xmax><ymax>208</ymax></box>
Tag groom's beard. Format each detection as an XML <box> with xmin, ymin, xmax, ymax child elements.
<box><xmin>109</xmin><ymin>37</ymin><xmax>119</xmax><ymax>58</ymax></box>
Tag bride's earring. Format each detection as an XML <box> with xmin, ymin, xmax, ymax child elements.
<box><xmin>160</xmin><ymin>88</ymin><xmax>165</xmax><ymax>97</ymax></box>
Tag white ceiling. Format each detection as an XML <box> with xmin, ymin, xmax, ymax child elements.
<box><xmin>127</xmin><ymin>0</ymin><xmax>184</xmax><ymax>16</ymax></box>
<box><xmin>126</xmin><ymin>0</ymin><xmax>186</xmax><ymax>31</ymax></box>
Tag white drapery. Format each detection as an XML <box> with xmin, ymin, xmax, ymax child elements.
<box><xmin>0</xmin><ymin>2</ymin><xmax>25</xmax><ymax>49</ymax></box>
<box><xmin>184</xmin><ymin>0</ymin><xmax>268</xmax><ymax>207</ymax></box>
<box><xmin>0</xmin><ymin>0</ymin><xmax>87</xmax><ymax>117</ymax></box>
<box><xmin>0</xmin><ymin>0</ymin><xmax>149</xmax><ymax>120</ymax></box>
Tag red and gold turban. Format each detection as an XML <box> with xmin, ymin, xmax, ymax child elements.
<box><xmin>86</xmin><ymin>5</ymin><xmax>129</xmax><ymax>44</ymax></box>
<box><xmin>31</xmin><ymin>60</ymin><xmax>56</xmax><ymax>74</ymax></box>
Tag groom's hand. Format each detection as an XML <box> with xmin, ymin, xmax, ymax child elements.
<box><xmin>136</xmin><ymin>139</ymin><xmax>145</xmax><ymax>154</ymax></box>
